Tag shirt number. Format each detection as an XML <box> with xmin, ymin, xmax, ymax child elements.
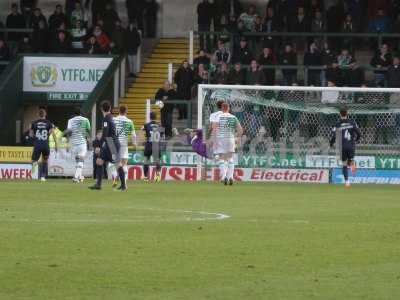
<box><xmin>344</xmin><ymin>130</ymin><xmax>351</xmax><ymax>141</ymax></box>
<box><xmin>36</xmin><ymin>130</ymin><xmax>48</xmax><ymax>141</ymax></box>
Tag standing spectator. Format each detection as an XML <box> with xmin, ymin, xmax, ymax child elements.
<box><xmin>228</xmin><ymin>62</ymin><xmax>246</xmax><ymax>84</ymax></box>
<box><xmin>93</xmin><ymin>25</ymin><xmax>110</xmax><ymax>51</ymax></box>
<box><xmin>193</xmin><ymin>49</ymin><xmax>210</xmax><ymax>67</ymax></box>
<box><xmin>239</xmin><ymin>4</ymin><xmax>257</xmax><ymax>31</ymax></box>
<box><xmin>48</xmin><ymin>5</ymin><xmax>67</xmax><ymax>32</ymax></box>
<box><xmin>368</xmin><ymin>9</ymin><xmax>391</xmax><ymax>33</ymax></box>
<box><xmin>303</xmin><ymin>42</ymin><xmax>322</xmax><ymax>86</ymax></box>
<box><xmin>29</xmin><ymin>8</ymin><xmax>47</xmax><ymax>30</ymax></box>
<box><xmin>126</xmin><ymin>22</ymin><xmax>141</xmax><ymax>77</ymax></box>
<box><xmin>71</xmin><ymin>19</ymin><xmax>87</xmax><ymax>50</ymax></box>
<box><xmin>110</xmin><ymin>19</ymin><xmax>126</xmax><ymax>54</ymax></box>
<box><xmin>310</xmin><ymin>10</ymin><xmax>325</xmax><ymax>47</ymax></box>
<box><xmin>65</xmin><ymin>0</ymin><xmax>78</xmax><ymax>19</ymax></box>
<box><xmin>6</xmin><ymin>4</ymin><xmax>26</xmax><ymax>42</ymax></box>
<box><xmin>50</xmin><ymin>31</ymin><xmax>72</xmax><ymax>53</ymax></box>
<box><xmin>279</xmin><ymin>44</ymin><xmax>298</xmax><ymax>85</ymax></box>
<box><xmin>213</xmin><ymin>40</ymin><xmax>231</xmax><ymax>65</ymax></box>
<box><xmin>212</xmin><ymin>62</ymin><xmax>230</xmax><ymax>84</ymax></box>
<box><xmin>345</xmin><ymin>0</ymin><xmax>366</xmax><ymax>32</ymax></box>
<box><xmin>342</xmin><ymin>13</ymin><xmax>357</xmax><ymax>51</ymax></box>
<box><xmin>258</xmin><ymin>46</ymin><xmax>276</xmax><ymax>85</ymax></box>
<box><xmin>144</xmin><ymin>0</ymin><xmax>159</xmax><ymax>38</ymax></box>
<box><xmin>246</xmin><ymin>59</ymin><xmax>265</xmax><ymax>85</ymax></box>
<box><xmin>20</xmin><ymin>0</ymin><xmax>37</xmax><ymax>23</ymax></box>
<box><xmin>288</xmin><ymin>7</ymin><xmax>309</xmax><ymax>32</ymax></box>
<box><xmin>233</xmin><ymin>37</ymin><xmax>253</xmax><ymax>65</ymax></box>
<box><xmin>370</xmin><ymin>43</ymin><xmax>392</xmax><ymax>86</ymax></box>
<box><xmin>86</xmin><ymin>0</ymin><xmax>109</xmax><ymax>26</ymax></box>
<box><xmin>321</xmin><ymin>42</ymin><xmax>336</xmax><ymax>86</ymax></box>
<box><xmin>126</xmin><ymin>0</ymin><xmax>145</xmax><ymax>31</ymax></box>
<box><xmin>220</xmin><ymin>0</ymin><xmax>242</xmax><ymax>19</ymax></box>
<box><xmin>197</xmin><ymin>0</ymin><xmax>213</xmax><ymax>52</ymax></box>
<box><xmin>85</xmin><ymin>35</ymin><xmax>103</xmax><ymax>54</ymax></box>
<box><xmin>101</xmin><ymin>2</ymin><xmax>119</xmax><ymax>34</ymax></box>
<box><xmin>387</xmin><ymin>56</ymin><xmax>400</xmax><ymax>87</ymax></box>
<box><xmin>71</xmin><ymin>1</ymin><xmax>88</xmax><ymax>27</ymax></box>
<box><xmin>18</xmin><ymin>36</ymin><xmax>33</xmax><ymax>53</ymax></box>
<box><xmin>262</xmin><ymin>6</ymin><xmax>281</xmax><ymax>49</ymax></box>
<box><xmin>155</xmin><ymin>80</ymin><xmax>177</xmax><ymax>138</ymax></box>
<box><xmin>174</xmin><ymin>60</ymin><xmax>195</xmax><ymax>119</ymax></box>
<box><xmin>32</xmin><ymin>20</ymin><xmax>48</xmax><ymax>52</ymax></box>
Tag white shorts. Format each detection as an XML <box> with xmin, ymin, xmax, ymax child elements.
<box><xmin>71</xmin><ymin>144</ymin><xmax>87</xmax><ymax>158</ymax></box>
<box><xmin>214</xmin><ymin>138</ymin><xmax>235</xmax><ymax>154</ymax></box>
<box><xmin>119</xmin><ymin>145</ymin><xmax>129</xmax><ymax>160</ymax></box>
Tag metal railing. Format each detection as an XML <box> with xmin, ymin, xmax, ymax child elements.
<box><xmin>189</xmin><ymin>30</ymin><xmax>400</xmax><ymax>63</ymax></box>
<box><xmin>168</xmin><ymin>62</ymin><xmax>393</xmax><ymax>87</ymax></box>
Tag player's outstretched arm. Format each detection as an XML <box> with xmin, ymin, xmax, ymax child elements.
<box><xmin>353</xmin><ymin>121</ymin><xmax>361</xmax><ymax>142</ymax></box>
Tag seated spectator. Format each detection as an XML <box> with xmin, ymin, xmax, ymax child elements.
<box><xmin>321</xmin><ymin>42</ymin><xmax>336</xmax><ymax>86</ymax></box>
<box><xmin>194</xmin><ymin>63</ymin><xmax>209</xmax><ymax>86</ymax></box>
<box><xmin>279</xmin><ymin>44</ymin><xmax>297</xmax><ymax>85</ymax></box>
<box><xmin>111</xmin><ymin>20</ymin><xmax>126</xmax><ymax>54</ymax></box>
<box><xmin>48</xmin><ymin>4</ymin><xmax>67</xmax><ymax>32</ymax></box>
<box><xmin>368</xmin><ymin>9</ymin><xmax>390</xmax><ymax>33</ymax></box>
<box><xmin>101</xmin><ymin>2</ymin><xmax>120</xmax><ymax>34</ymax></box>
<box><xmin>228</xmin><ymin>62</ymin><xmax>246</xmax><ymax>85</ymax></box>
<box><xmin>85</xmin><ymin>35</ymin><xmax>104</xmax><ymax>54</ymax></box>
<box><xmin>262</xmin><ymin>7</ymin><xmax>281</xmax><ymax>33</ymax></box>
<box><xmin>213</xmin><ymin>40</ymin><xmax>231</xmax><ymax>65</ymax></box>
<box><xmin>246</xmin><ymin>60</ymin><xmax>265</xmax><ymax>85</ymax></box>
<box><xmin>288</xmin><ymin>6</ymin><xmax>309</xmax><ymax>32</ymax></box>
<box><xmin>71</xmin><ymin>1</ymin><xmax>88</xmax><ymax>27</ymax></box>
<box><xmin>0</xmin><ymin>39</ymin><xmax>10</xmax><ymax>61</ymax></box>
<box><xmin>71</xmin><ymin>19</ymin><xmax>87</xmax><ymax>49</ymax></box>
<box><xmin>193</xmin><ymin>49</ymin><xmax>210</xmax><ymax>67</ymax></box>
<box><xmin>30</xmin><ymin>8</ymin><xmax>47</xmax><ymax>30</ymax></box>
<box><xmin>93</xmin><ymin>25</ymin><xmax>111</xmax><ymax>51</ymax></box>
<box><xmin>239</xmin><ymin>4</ymin><xmax>257</xmax><ymax>31</ymax></box>
<box><xmin>258</xmin><ymin>46</ymin><xmax>276</xmax><ymax>85</ymax></box>
<box><xmin>342</xmin><ymin>14</ymin><xmax>357</xmax><ymax>50</ymax></box>
<box><xmin>337</xmin><ymin>48</ymin><xmax>355</xmax><ymax>69</ymax></box>
<box><xmin>303</xmin><ymin>42</ymin><xmax>322</xmax><ymax>86</ymax></box>
<box><xmin>387</xmin><ymin>56</ymin><xmax>400</xmax><ymax>88</ymax></box>
<box><xmin>18</xmin><ymin>36</ymin><xmax>33</xmax><ymax>53</ymax></box>
<box><xmin>155</xmin><ymin>80</ymin><xmax>177</xmax><ymax>138</ymax></box>
<box><xmin>126</xmin><ymin>22</ymin><xmax>142</xmax><ymax>77</ymax></box>
<box><xmin>6</xmin><ymin>3</ymin><xmax>26</xmax><ymax>42</ymax></box>
<box><xmin>370</xmin><ymin>43</ymin><xmax>392</xmax><ymax>86</ymax></box>
<box><xmin>32</xmin><ymin>20</ymin><xmax>48</xmax><ymax>52</ymax></box>
<box><xmin>233</xmin><ymin>37</ymin><xmax>253</xmax><ymax>65</ymax></box>
<box><xmin>50</xmin><ymin>31</ymin><xmax>72</xmax><ymax>53</ymax></box>
<box><xmin>212</xmin><ymin>62</ymin><xmax>230</xmax><ymax>84</ymax></box>
<box><xmin>174</xmin><ymin>60</ymin><xmax>195</xmax><ymax>119</ymax></box>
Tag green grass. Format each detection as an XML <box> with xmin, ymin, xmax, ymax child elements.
<box><xmin>1</xmin><ymin>180</ymin><xmax>400</xmax><ymax>300</ymax></box>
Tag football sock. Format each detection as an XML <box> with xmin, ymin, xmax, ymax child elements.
<box><xmin>110</xmin><ymin>163</ymin><xmax>117</xmax><ymax>180</ymax></box>
<box><xmin>32</xmin><ymin>162</ymin><xmax>38</xmax><ymax>179</ymax></box>
<box><xmin>123</xmin><ymin>166</ymin><xmax>128</xmax><ymax>180</ymax></box>
<box><xmin>143</xmin><ymin>164</ymin><xmax>149</xmax><ymax>178</ymax></box>
<box><xmin>218</xmin><ymin>159</ymin><xmax>226</xmax><ymax>179</ymax></box>
<box><xmin>41</xmin><ymin>162</ymin><xmax>48</xmax><ymax>178</ymax></box>
<box><xmin>96</xmin><ymin>165</ymin><xmax>103</xmax><ymax>186</ymax></box>
<box><xmin>342</xmin><ymin>166</ymin><xmax>349</xmax><ymax>181</ymax></box>
<box><xmin>227</xmin><ymin>158</ymin><xmax>235</xmax><ymax>180</ymax></box>
<box><xmin>117</xmin><ymin>166</ymin><xmax>126</xmax><ymax>188</ymax></box>
<box><xmin>75</xmin><ymin>160</ymin><xmax>84</xmax><ymax>179</ymax></box>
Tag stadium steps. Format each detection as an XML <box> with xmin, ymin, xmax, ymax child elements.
<box><xmin>118</xmin><ymin>38</ymin><xmax>194</xmax><ymax>130</ymax></box>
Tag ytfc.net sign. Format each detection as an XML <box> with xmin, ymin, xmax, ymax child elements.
<box><xmin>23</xmin><ymin>56</ymin><xmax>112</xmax><ymax>99</ymax></box>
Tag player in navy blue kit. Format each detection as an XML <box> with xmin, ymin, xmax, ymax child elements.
<box><xmin>142</xmin><ymin>112</ymin><xmax>164</xmax><ymax>182</ymax></box>
<box><xmin>89</xmin><ymin>101</ymin><xmax>124</xmax><ymax>190</ymax></box>
<box><xmin>30</xmin><ymin>107</ymin><xmax>57</xmax><ymax>181</ymax></box>
<box><xmin>330</xmin><ymin>108</ymin><xmax>361</xmax><ymax>187</ymax></box>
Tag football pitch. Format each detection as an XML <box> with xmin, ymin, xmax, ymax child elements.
<box><xmin>1</xmin><ymin>180</ymin><xmax>400</xmax><ymax>300</ymax></box>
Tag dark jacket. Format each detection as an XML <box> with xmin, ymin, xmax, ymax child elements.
<box><xmin>126</xmin><ymin>26</ymin><xmax>141</xmax><ymax>55</ymax></box>
<box><xmin>258</xmin><ymin>53</ymin><xmax>276</xmax><ymax>85</ymax></box>
<box><xmin>32</xmin><ymin>28</ymin><xmax>48</xmax><ymax>52</ymax></box>
<box><xmin>387</xmin><ymin>64</ymin><xmax>400</xmax><ymax>87</ymax></box>
<box><xmin>370</xmin><ymin>52</ymin><xmax>392</xmax><ymax>74</ymax></box>
<box><xmin>246</xmin><ymin>68</ymin><xmax>265</xmax><ymax>85</ymax></box>
<box><xmin>48</xmin><ymin>12</ymin><xmax>67</xmax><ymax>31</ymax></box>
<box><xmin>6</xmin><ymin>13</ymin><xmax>26</xmax><ymax>41</ymax></box>
<box><xmin>214</xmin><ymin>0</ymin><xmax>242</xmax><ymax>17</ymax></box>
<box><xmin>197</xmin><ymin>1</ymin><xmax>213</xmax><ymax>25</ymax></box>
<box><xmin>304</xmin><ymin>51</ymin><xmax>322</xmax><ymax>67</ymax></box>
<box><xmin>174</xmin><ymin>66</ymin><xmax>195</xmax><ymax>100</ymax></box>
<box><xmin>279</xmin><ymin>50</ymin><xmax>297</xmax><ymax>75</ymax></box>
<box><xmin>193</xmin><ymin>55</ymin><xmax>210</xmax><ymax>67</ymax></box>
<box><xmin>228</xmin><ymin>68</ymin><xmax>246</xmax><ymax>85</ymax></box>
<box><xmin>233</xmin><ymin>45</ymin><xmax>253</xmax><ymax>65</ymax></box>
<box><xmin>29</xmin><ymin>14</ymin><xmax>47</xmax><ymax>30</ymax></box>
<box><xmin>212</xmin><ymin>70</ymin><xmax>229</xmax><ymax>84</ymax></box>
<box><xmin>155</xmin><ymin>88</ymin><xmax>177</xmax><ymax>112</ymax></box>
<box><xmin>111</xmin><ymin>26</ymin><xmax>126</xmax><ymax>53</ymax></box>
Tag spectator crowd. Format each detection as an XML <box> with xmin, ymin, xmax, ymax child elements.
<box><xmin>0</xmin><ymin>0</ymin><xmax>160</xmax><ymax>76</ymax></box>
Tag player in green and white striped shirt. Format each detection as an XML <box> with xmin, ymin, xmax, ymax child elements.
<box><xmin>110</xmin><ymin>105</ymin><xmax>137</xmax><ymax>188</ymax></box>
<box><xmin>212</xmin><ymin>102</ymin><xmax>243</xmax><ymax>186</ymax></box>
<box><xmin>66</xmin><ymin>107</ymin><xmax>91</xmax><ymax>183</ymax></box>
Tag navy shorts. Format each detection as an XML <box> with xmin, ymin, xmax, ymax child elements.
<box><xmin>32</xmin><ymin>144</ymin><xmax>50</xmax><ymax>161</ymax></box>
<box><xmin>144</xmin><ymin>142</ymin><xmax>162</xmax><ymax>159</ymax></box>
<box><xmin>341</xmin><ymin>148</ymin><xmax>355</xmax><ymax>162</ymax></box>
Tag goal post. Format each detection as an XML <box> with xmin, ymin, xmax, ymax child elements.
<box><xmin>197</xmin><ymin>84</ymin><xmax>400</xmax><ymax>183</ymax></box>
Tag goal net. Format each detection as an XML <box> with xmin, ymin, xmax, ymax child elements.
<box><xmin>197</xmin><ymin>84</ymin><xmax>400</xmax><ymax>183</ymax></box>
